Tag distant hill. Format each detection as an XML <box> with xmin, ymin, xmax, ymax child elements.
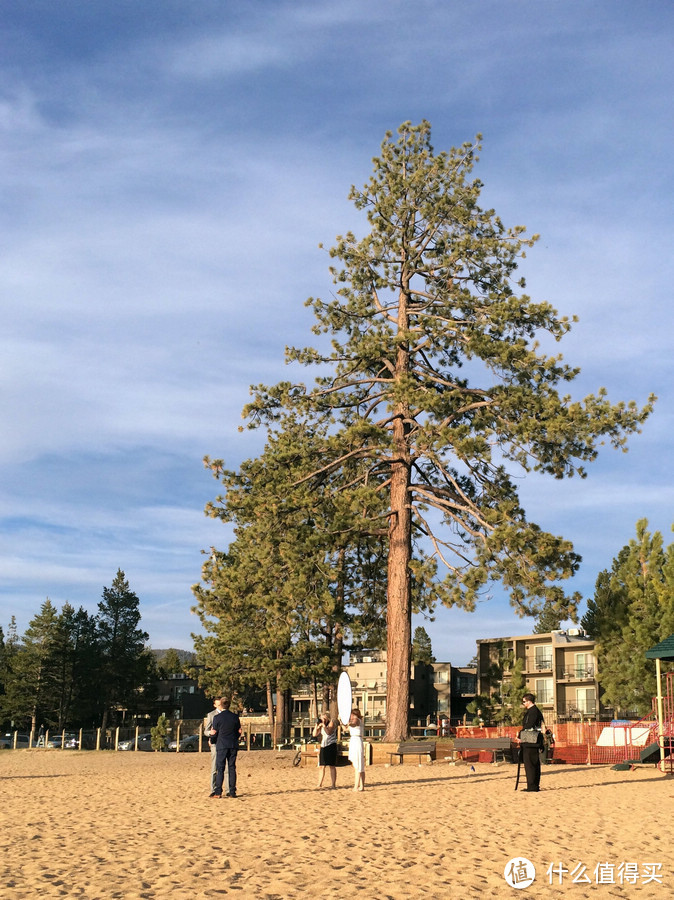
<box><xmin>151</xmin><ymin>648</ymin><xmax>197</xmax><ymax>665</ymax></box>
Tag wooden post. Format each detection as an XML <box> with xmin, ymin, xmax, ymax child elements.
<box><xmin>96</xmin><ymin>728</ymin><xmax>101</xmax><ymax>751</ymax></box>
<box><xmin>78</xmin><ymin>728</ymin><xmax>83</xmax><ymax>751</ymax></box>
<box><xmin>246</xmin><ymin>722</ymin><xmax>251</xmax><ymax>751</ymax></box>
<box><xmin>134</xmin><ymin>725</ymin><xmax>139</xmax><ymax>751</ymax></box>
<box><xmin>61</xmin><ymin>729</ymin><xmax>66</xmax><ymax>750</ymax></box>
<box><xmin>115</xmin><ymin>726</ymin><xmax>120</xmax><ymax>751</ymax></box>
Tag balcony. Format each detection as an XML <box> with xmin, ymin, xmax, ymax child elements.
<box><xmin>556</xmin><ymin>666</ymin><xmax>595</xmax><ymax>681</ymax></box>
<box><xmin>526</xmin><ymin>656</ymin><xmax>553</xmax><ymax>673</ymax></box>
<box><xmin>561</xmin><ymin>703</ymin><xmax>598</xmax><ymax>718</ymax></box>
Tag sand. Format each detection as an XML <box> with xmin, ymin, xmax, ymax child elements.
<box><xmin>1</xmin><ymin>749</ymin><xmax>671</xmax><ymax>899</ymax></box>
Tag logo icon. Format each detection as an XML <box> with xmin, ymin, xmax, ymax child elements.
<box><xmin>504</xmin><ymin>857</ymin><xmax>536</xmax><ymax>889</ymax></box>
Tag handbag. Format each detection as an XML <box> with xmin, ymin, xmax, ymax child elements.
<box><xmin>519</xmin><ymin>728</ymin><xmax>542</xmax><ymax>745</ymax></box>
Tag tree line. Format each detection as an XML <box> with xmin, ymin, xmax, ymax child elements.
<box><xmin>0</xmin><ymin>570</ymin><xmax>157</xmax><ymax>735</ymax></box>
<box><xmin>192</xmin><ymin>121</ymin><xmax>654</xmax><ymax>739</ymax></box>
<box><xmin>582</xmin><ymin>519</ymin><xmax>674</xmax><ymax>716</ymax></box>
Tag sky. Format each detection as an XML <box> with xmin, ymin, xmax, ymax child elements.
<box><xmin>2</xmin><ymin>1</ymin><xmax>673</xmax><ymax>665</ymax></box>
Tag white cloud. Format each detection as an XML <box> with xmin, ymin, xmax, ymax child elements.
<box><xmin>1</xmin><ymin>1</ymin><xmax>672</xmax><ymax>662</ymax></box>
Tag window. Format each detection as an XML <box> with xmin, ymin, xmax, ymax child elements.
<box><xmin>535</xmin><ymin>678</ymin><xmax>553</xmax><ymax>704</ymax></box>
<box><xmin>534</xmin><ymin>646</ymin><xmax>552</xmax><ymax>671</ymax></box>
<box><xmin>575</xmin><ymin>653</ymin><xmax>594</xmax><ymax>678</ymax></box>
<box><xmin>576</xmin><ymin>687</ymin><xmax>596</xmax><ymax>714</ymax></box>
<box><xmin>431</xmin><ymin>670</ymin><xmax>449</xmax><ymax>683</ymax></box>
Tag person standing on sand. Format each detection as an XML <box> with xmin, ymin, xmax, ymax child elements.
<box><xmin>204</xmin><ymin>697</ymin><xmax>225</xmax><ymax>794</ymax></box>
<box><xmin>348</xmin><ymin>708</ymin><xmax>365</xmax><ymax>792</ymax></box>
<box><xmin>313</xmin><ymin>713</ymin><xmax>338</xmax><ymax>789</ymax></box>
<box><xmin>210</xmin><ymin>699</ymin><xmax>242</xmax><ymax>799</ymax></box>
<box><xmin>518</xmin><ymin>693</ymin><xmax>545</xmax><ymax>792</ymax></box>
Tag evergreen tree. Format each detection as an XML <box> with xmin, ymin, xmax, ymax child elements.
<box><xmin>157</xmin><ymin>648</ymin><xmax>184</xmax><ymax>678</ymax></box>
<box><xmin>13</xmin><ymin>600</ymin><xmax>61</xmax><ymax>733</ymax></box>
<box><xmin>583</xmin><ymin>520</ymin><xmax>674</xmax><ymax>716</ymax></box>
<box><xmin>245</xmin><ymin>121</ymin><xmax>653</xmax><ymax>739</ymax></box>
<box><xmin>412</xmin><ymin>626</ymin><xmax>434</xmax><ymax>664</ymax></box>
<box><xmin>534</xmin><ymin>600</ymin><xmax>567</xmax><ymax>634</ymax></box>
<box><xmin>0</xmin><ymin>618</ymin><xmax>22</xmax><ymax>727</ymax></box>
<box><xmin>97</xmin><ymin>570</ymin><xmax>150</xmax><ymax>731</ymax></box>
<box><xmin>72</xmin><ymin>607</ymin><xmax>105</xmax><ymax>726</ymax></box>
<box><xmin>151</xmin><ymin>712</ymin><xmax>168</xmax><ymax>751</ymax></box>
<box><xmin>0</xmin><ymin>625</ymin><xmax>7</xmax><ymax>725</ymax></box>
<box><xmin>194</xmin><ymin>415</ymin><xmax>395</xmax><ymax>733</ymax></box>
<box><xmin>496</xmin><ymin>658</ymin><xmax>527</xmax><ymax>724</ymax></box>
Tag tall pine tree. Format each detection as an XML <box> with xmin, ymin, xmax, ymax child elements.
<box><xmin>245</xmin><ymin>121</ymin><xmax>654</xmax><ymax>739</ymax></box>
<box><xmin>97</xmin><ymin>570</ymin><xmax>151</xmax><ymax>732</ymax></box>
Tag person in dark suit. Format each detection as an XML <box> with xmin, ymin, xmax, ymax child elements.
<box><xmin>519</xmin><ymin>692</ymin><xmax>544</xmax><ymax>792</ymax></box>
<box><xmin>209</xmin><ymin>699</ymin><xmax>242</xmax><ymax>798</ymax></box>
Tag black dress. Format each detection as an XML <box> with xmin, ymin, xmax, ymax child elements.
<box><xmin>520</xmin><ymin>704</ymin><xmax>544</xmax><ymax>791</ymax></box>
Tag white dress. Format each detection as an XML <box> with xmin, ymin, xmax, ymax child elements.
<box><xmin>348</xmin><ymin>722</ymin><xmax>365</xmax><ymax>773</ymax></box>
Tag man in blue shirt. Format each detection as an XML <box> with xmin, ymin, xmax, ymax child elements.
<box><xmin>209</xmin><ymin>699</ymin><xmax>242</xmax><ymax>798</ymax></box>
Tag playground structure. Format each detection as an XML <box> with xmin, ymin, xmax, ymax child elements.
<box><xmin>644</xmin><ymin>635</ymin><xmax>674</xmax><ymax>774</ymax></box>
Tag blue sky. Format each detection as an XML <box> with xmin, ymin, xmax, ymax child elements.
<box><xmin>2</xmin><ymin>1</ymin><xmax>673</xmax><ymax>664</ymax></box>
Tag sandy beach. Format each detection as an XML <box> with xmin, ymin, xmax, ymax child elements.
<box><xmin>1</xmin><ymin>749</ymin><xmax>671</xmax><ymax>899</ymax></box>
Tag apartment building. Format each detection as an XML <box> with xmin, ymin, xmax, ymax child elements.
<box><xmin>291</xmin><ymin>649</ymin><xmax>476</xmax><ymax>725</ymax></box>
<box><xmin>476</xmin><ymin>628</ymin><xmax>600</xmax><ymax>722</ymax></box>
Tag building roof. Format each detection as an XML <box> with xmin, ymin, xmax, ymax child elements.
<box><xmin>645</xmin><ymin>633</ymin><xmax>674</xmax><ymax>661</ymax></box>
<box><xmin>477</xmin><ymin>629</ymin><xmax>593</xmax><ymax>646</ymax></box>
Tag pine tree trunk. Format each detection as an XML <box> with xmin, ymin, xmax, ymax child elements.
<box><xmin>385</xmin><ymin>451</ymin><xmax>412</xmax><ymax>741</ymax></box>
<box><xmin>275</xmin><ymin>671</ymin><xmax>287</xmax><ymax>743</ymax></box>
<box><xmin>384</xmin><ymin>278</ymin><xmax>413</xmax><ymax>742</ymax></box>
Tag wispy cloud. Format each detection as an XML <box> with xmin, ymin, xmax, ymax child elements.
<box><xmin>1</xmin><ymin>1</ymin><xmax>672</xmax><ymax>662</ymax></box>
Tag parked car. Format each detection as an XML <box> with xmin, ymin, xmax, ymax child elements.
<box><xmin>46</xmin><ymin>733</ymin><xmax>79</xmax><ymax>749</ymax></box>
<box><xmin>168</xmin><ymin>734</ymin><xmax>209</xmax><ymax>752</ymax></box>
<box><xmin>117</xmin><ymin>733</ymin><xmax>159</xmax><ymax>751</ymax></box>
<box><xmin>0</xmin><ymin>733</ymin><xmax>30</xmax><ymax>749</ymax></box>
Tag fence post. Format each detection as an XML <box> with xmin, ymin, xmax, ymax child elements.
<box><xmin>96</xmin><ymin>728</ymin><xmax>101</xmax><ymax>751</ymax></box>
<box><xmin>115</xmin><ymin>726</ymin><xmax>120</xmax><ymax>751</ymax></box>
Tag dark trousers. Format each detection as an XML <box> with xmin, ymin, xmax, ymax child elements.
<box><xmin>214</xmin><ymin>747</ymin><xmax>238</xmax><ymax>796</ymax></box>
<box><xmin>522</xmin><ymin>745</ymin><xmax>541</xmax><ymax>791</ymax></box>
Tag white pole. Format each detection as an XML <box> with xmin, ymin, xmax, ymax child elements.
<box><xmin>656</xmin><ymin>658</ymin><xmax>666</xmax><ymax>772</ymax></box>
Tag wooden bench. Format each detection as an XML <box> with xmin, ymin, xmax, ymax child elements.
<box><xmin>388</xmin><ymin>741</ymin><xmax>436</xmax><ymax>765</ymax></box>
<box><xmin>452</xmin><ymin>737</ymin><xmax>514</xmax><ymax>763</ymax></box>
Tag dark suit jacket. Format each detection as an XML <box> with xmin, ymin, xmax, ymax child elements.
<box><xmin>211</xmin><ymin>709</ymin><xmax>241</xmax><ymax>750</ymax></box>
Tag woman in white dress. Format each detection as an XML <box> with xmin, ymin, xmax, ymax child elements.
<box><xmin>348</xmin><ymin>708</ymin><xmax>365</xmax><ymax>792</ymax></box>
